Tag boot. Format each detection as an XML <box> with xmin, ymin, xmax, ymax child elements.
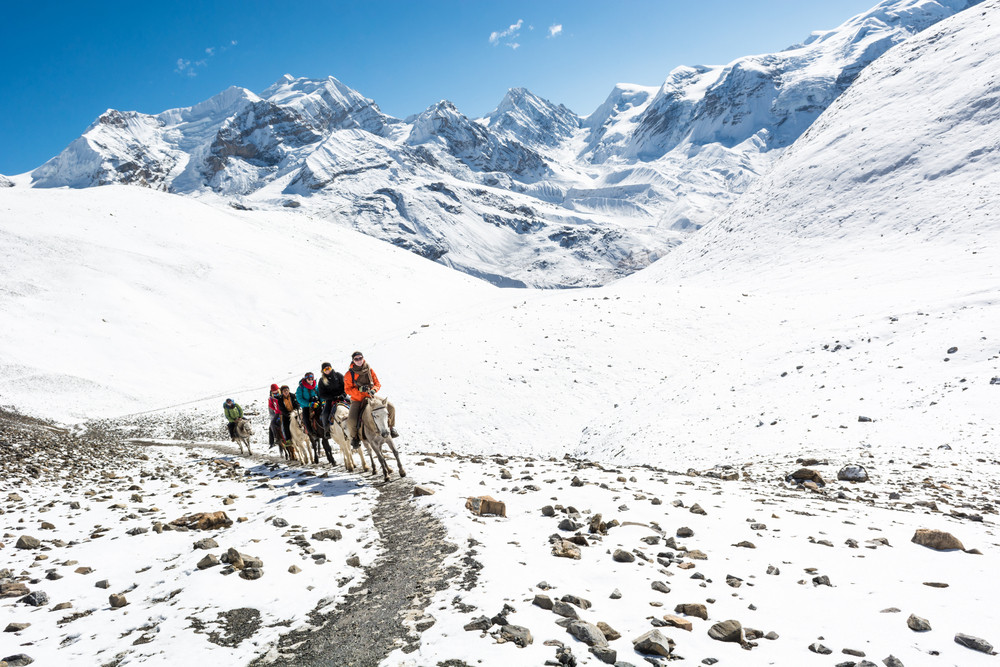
<box><xmin>390</xmin><ymin>427</ymin><xmax>400</xmax><ymax>438</ymax></box>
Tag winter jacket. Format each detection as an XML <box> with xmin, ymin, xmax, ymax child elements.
<box><xmin>223</xmin><ymin>403</ymin><xmax>244</xmax><ymax>422</ymax></box>
<box><xmin>280</xmin><ymin>393</ymin><xmax>299</xmax><ymax>414</ymax></box>
<box><xmin>345</xmin><ymin>363</ymin><xmax>381</xmax><ymax>402</ymax></box>
<box><xmin>317</xmin><ymin>370</ymin><xmax>345</xmax><ymax>401</ymax></box>
<box><xmin>296</xmin><ymin>379</ymin><xmax>319</xmax><ymax>408</ymax></box>
<box><xmin>268</xmin><ymin>395</ymin><xmax>282</xmax><ymax>417</ymax></box>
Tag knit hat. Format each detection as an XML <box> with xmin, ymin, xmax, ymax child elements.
<box><xmin>270</xmin><ymin>384</ymin><xmax>279</xmax><ymax>392</ymax></box>
<box><xmin>351</xmin><ymin>350</ymin><xmax>363</xmax><ymax>359</ymax></box>
<box><xmin>321</xmin><ymin>362</ymin><xmax>332</xmax><ymax>371</ymax></box>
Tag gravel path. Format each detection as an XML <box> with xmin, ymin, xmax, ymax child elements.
<box><xmin>251</xmin><ymin>477</ymin><xmax>470</xmax><ymax>667</ymax></box>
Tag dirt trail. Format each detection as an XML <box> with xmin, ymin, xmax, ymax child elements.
<box><xmin>252</xmin><ymin>477</ymin><xmax>469</xmax><ymax>667</ymax></box>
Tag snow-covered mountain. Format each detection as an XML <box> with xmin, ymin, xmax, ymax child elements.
<box><xmin>26</xmin><ymin>0</ymin><xmax>983</xmax><ymax>287</ymax></box>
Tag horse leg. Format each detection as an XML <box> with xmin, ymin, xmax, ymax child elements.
<box><xmin>322</xmin><ymin>438</ymin><xmax>335</xmax><ymax>466</ymax></box>
<box><xmin>387</xmin><ymin>438</ymin><xmax>405</xmax><ymax>478</ymax></box>
<box><xmin>368</xmin><ymin>441</ymin><xmax>389</xmax><ymax>481</ymax></box>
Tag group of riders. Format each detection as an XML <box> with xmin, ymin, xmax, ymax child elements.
<box><xmin>222</xmin><ymin>351</ymin><xmax>399</xmax><ymax>456</ymax></box>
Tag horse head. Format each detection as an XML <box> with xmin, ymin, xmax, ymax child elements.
<box><xmin>366</xmin><ymin>395</ymin><xmax>392</xmax><ymax>439</ymax></box>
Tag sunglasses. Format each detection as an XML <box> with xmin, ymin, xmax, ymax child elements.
<box><xmin>305</xmin><ymin>374</ymin><xmax>314</xmax><ymax>379</ymax></box>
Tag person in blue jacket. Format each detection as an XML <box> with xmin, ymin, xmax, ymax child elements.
<box><xmin>295</xmin><ymin>372</ymin><xmax>320</xmax><ymax>438</ymax></box>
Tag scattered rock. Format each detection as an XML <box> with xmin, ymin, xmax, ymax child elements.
<box><xmin>838</xmin><ymin>465</ymin><xmax>869</xmax><ymax>482</ymax></box>
<box><xmin>95</xmin><ymin>579</ymin><xmax>111</xmax><ymax>589</ymax></box>
<box><xmin>193</xmin><ymin>537</ymin><xmax>219</xmax><ymax>550</ymax></box>
<box><xmin>911</xmin><ymin>529</ymin><xmax>964</xmax><ymax>551</ymax></box>
<box><xmin>4</xmin><ymin>623</ymin><xmax>30</xmax><ymax>632</ymax></box>
<box><xmin>1</xmin><ymin>582</ymin><xmax>29</xmax><ymax>599</ymax></box>
<box><xmin>553</xmin><ymin>600</ymin><xmax>580</xmax><ymax>620</ymax></box>
<box><xmin>596</xmin><ymin>621</ymin><xmax>621</xmax><ymax>641</ymax></box>
<box><xmin>197</xmin><ymin>554</ymin><xmax>221</xmax><ymax>570</ymax></box>
<box><xmin>612</xmin><ymin>549</ymin><xmax>635</xmax><ymax>563</ymax></box>
<box><xmin>15</xmin><ymin>536</ymin><xmax>40</xmax><ymax>550</ymax></box>
<box><xmin>708</xmin><ymin>620</ymin><xmax>745</xmax><ymax>644</ymax></box>
<box><xmin>552</xmin><ymin>539</ymin><xmax>581</xmax><ymax>560</ymax></box>
<box><xmin>412</xmin><ymin>486</ymin><xmax>435</xmax><ymax>497</ymax></box>
<box><xmin>662</xmin><ymin>615</ymin><xmax>693</xmax><ymax>631</ymax></box>
<box><xmin>533</xmin><ymin>594</ymin><xmax>553</xmax><ymax>610</ymax></box>
<box><xmin>955</xmin><ymin>633</ymin><xmax>994</xmax><ymax>654</ymax></box>
<box><xmin>109</xmin><ymin>594</ymin><xmax>128</xmax><ymax>608</ymax></box>
<box><xmin>809</xmin><ymin>642</ymin><xmax>832</xmax><ymax>654</ymax></box>
<box><xmin>311</xmin><ymin>529</ymin><xmax>343</xmax><ymax>542</ymax></box>
<box><xmin>465</xmin><ymin>495</ymin><xmax>507</xmax><ymax>517</ymax></box>
<box><xmin>567</xmin><ymin>620</ymin><xmax>607</xmax><ymax>647</ymax></box>
<box><xmin>288</xmin><ymin>565</ymin><xmax>302</xmax><ymax>574</ymax></box>
<box><xmin>500</xmin><ymin>624</ymin><xmax>532</xmax><ymax>647</ymax></box>
<box><xmin>463</xmin><ymin>616</ymin><xmax>492</xmax><ymax>632</ymax></box>
<box><xmin>786</xmin><ymin>468</ymin><xmax>825</xmax><ymax>486</ymax></box>
<box><xmin>633</xmin><ymin>629</ymin><xmax>675</xmax><ymax>657</ymax></box>
<box><xmin>171</xmin><ymin>511</ymin><xmax>233</xmax><ymax>531</ymax></box>
<box><xmin>907</xmin><ymin>614</ymin><xmax>931</xmax><ymax>632</ymax></box>
<box><xmin>689</xmin><ymin>504</ymin><xmax>707</xmax><ymax>515</ymax></box>
<box><xmin>675</xmin><ymin>603</ymin><xmax>708</xmax><ymax>620</ymax></box>
<box><xmin>19</xmin><ymin>591</ymin><xmax>48</xmax><ymax>607</ymax></box>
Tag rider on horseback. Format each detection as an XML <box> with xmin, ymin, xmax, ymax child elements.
<box><xmin>223</xmin><ymin>398</ymin><xmax>243</xmax><ymax>440</ymax></box>
<box><xmin>345</xmin><ymin>351</ymin><xmax>398</xmax><ymax>449</ymax></box>
<box><xmin>295</xmin><ymin>372</ymin><xmax>320</xmax><ymax>438</ymax></box>
<box><xmin>316</xmin><ymin>362</ymin><xmax>346</xmax><ymax>438</ymax></box>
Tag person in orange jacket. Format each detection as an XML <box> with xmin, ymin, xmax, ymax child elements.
<box><xmin>345</xmin><ymin>350</ymin><xmax>398</xmax><ymax>448</ymax></box>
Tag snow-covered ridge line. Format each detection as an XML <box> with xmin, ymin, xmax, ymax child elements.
<box><xmin>22</xmin><ymin>0</ymin><xmax>983</xmax><ymax>288</ymax></box>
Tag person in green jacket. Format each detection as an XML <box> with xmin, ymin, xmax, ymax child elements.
<box><xmin>223</xmin><ymin>398</ymin><xmax>244</xmax><ymax>440</ymax></box>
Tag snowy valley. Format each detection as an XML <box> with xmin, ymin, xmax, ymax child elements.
<box><xmin>2</xmin><ymin>1</ymin><xmax>1000</xmax><ymax>666</ymax></box>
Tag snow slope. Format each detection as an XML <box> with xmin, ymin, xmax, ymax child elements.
<box><xmin>20</xmin><ymin>0</ymin><xmax>983</xmax><ymax>287</ymax></box>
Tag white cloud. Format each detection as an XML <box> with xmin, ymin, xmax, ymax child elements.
<box><xmin>548</xmin><ymin>24</ymin><xmax>563</xmax><ymax>38</ymax></box>
<box><xmin>489</xmin><ymin>19</ymin><xmax>523</xmax><ymax>47</ymax></box>
<box><xmin>175</xmin><ymin>40</ymin><xmax>237</xmax><ymax>77</ymax></box>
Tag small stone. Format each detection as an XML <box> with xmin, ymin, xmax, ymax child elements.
<box><xmin>311</xmin><ymin>529</ymin><xmax>342</xmax><ymax>541</ymax></box>
<box><xmin>74</xmin><ymin>566</ymin><xmax>93</xmax><ymax>575</ymax></box>
<box><xmin>20</xmin><ymin>591</ymin><xmax>48</xmax><ymax>607</ymax></box>
<box><xmin>689</xmin><ymin>504</ymin><xmax>707</xmax><ymax>515</ymax></box>
<box><xmin>589</xmin><ymin>645</ymin><xmax>617</xmax><ymax>664</ymax></box>
<box><xmin>708</xmin><ymin>620</ymin><xmax>744</xmax><ymax>644</ymax></box>
<box><xmin>612</xmin><ymin>549</ymin><xmax>635</xmax><ymax>563</ymax></box>
<box><xmin>954</xmin><ymin>633</ymin><xmax>993</xmax><ymax>653</ymax></box>
<box><xmin>553</xmin><ymin>600</ymin><xmax>580</xmax><ymax>620</ymax></box>
<box><xmin>609</xmin><ymin>588</ymin><xmax>622</xmax><ymax>599</ymax></box>
<box><xmin>676</xmin><ymin>527</ymin><xmax>694</xmax><ymax>537</ymax></box>
<box><xmin>911</xmin><ymin>529</ymin><xmax>964</xmax><ymax>551</ymax></box>
<box><xmin>633</xmin><ymin>628</ymin><xmax>675</xmax><ymax>656</ymax></box>
<box><xmin>596</xmin><ymin>621</ymin><xmax>621</xmax><ymax>641</ymax></box>
<box><xmin>4</xmin><ymin>623</ymin><xmax>30</xmax><ymax>632</ymax></box>
<box><xmin>809</xmin><ymin>643</ymin><xmax>833</xmax><ymax>654</ymax></box>
<box><xmin>533</xmin><ymin>594</ymin><xmax>553</xmax><ymax>610</ymax></box>
<box><xmin>1</xmin><ymin>582</ymin><xmax>29</xmax><ymax>598</ymax></box>
<box><xmin>239</xmin><ymin>566</ymin><xmax>263</xmax><ymax>580</ymax></box>
<box><xmin>567</xmin><ymin>620</ymin><xmax>607</xmax><ymax>647</ymax></box>
<box><xmin>197</xmin><ymin>554</ymin><xmax>221</xmax><ymax>570</ymax></box>
<box><xmin>662</xmin><ymin>615</ymin><xmax>693</xmax><ymax>631</ymax></box>
<box><xmin>412</xmin><ymin>486</ymin><xmax>435</xmax><ymax>497</ymax></box>
<box><xmin>15</xmin><ymin>536</ymin><xmax>41</xmax><ymax>549</ymax></box>
<box><xmin>675</xmin><ymin>603</ymin><xmax>708</xmax><ymax>620</ymax></box>
<box><xmin>288</xmin><ymin>565</ymin><xmax>302</xmax><ymax>574</ymax></box>
<box><xmin>907</xmin><ymin>614</ymin><xmax>931</xmax><ymax>632</ymax></box>
<box><xmin>193</xmin><ymin>537</ymin><xmax>218</xmax><ymax>550</ymax></box>
<box><xmin>500</xmin><ymin>624</ymin><xmax>532</xmax><ymax>647</ymax></box>
<box><xmin>652</xmin><ymin>581</ymin><xmax>671</xmax><ymax>594</ymax></box>
<box><xmin>883</xmin><ymin>655</ymin><xmax>905</xmax><ymax>667</ymax></box>
<box><xmin>463</xmin><ymin>615</ymin><xmax>492</xmax><ymax>631</ymax></box>
<box><xmin>561</xmin><ymin>594</ymin><xmax>591</xmax><ymax>610</ymax></box>
<box><xmin>95</xmin><ymin>579</ymin><xmax>111</xmax><ymax>589</ymax></box>
<box><xmin>541</xmin><ymin>505</ymin><xmax>555</xmax><ymax>516</ymax></box>
<box><xmin>346</xmin><ymin>556</ymin><xmax>361</xmax><ymax>567</ymax></box>
<box><xmin>109</xmin><ymin>594</ymin><xmax>128</xmax><ymax>608</ymax></box>
<box><xmin>3</xmin><ymin>654</ymin><xmax>35</xmax><ymax>666</ymax></box>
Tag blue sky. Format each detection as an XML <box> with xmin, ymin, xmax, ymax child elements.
<box><xmin>0</xmin><ymin>0</ymin><xmax>878</xmax><ymax>175</ymax></box>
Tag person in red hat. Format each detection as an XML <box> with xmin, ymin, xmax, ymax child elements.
<box><xmin>267</xmin><ymin>383</ymin><xmax>285</xmax><ymax>449</ymax></box>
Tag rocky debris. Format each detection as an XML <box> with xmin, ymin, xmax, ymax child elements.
<box><xmin>662</xmin><ymin>615</ymin><xmax>693</xmax><ymax>631</ymax></box>
<box><xmin>838</xmin><ymin>465</ymin><xmax>869</xmax><ymax>482</ymax></box>
<box><xmin>171</xmin><ymin>511</ymin><xmax>233</xmax><ymax>531</ymax></box>
<box><xmin>689</xmin><ymin>503</ymin><xmax>707</xmax><ymax>515</ymax></box>
<box><xmin>567</xmin><ymin>620</ymin><xmax>607</xmax><ymax>647</ymax></box>
<box><xmin>809</xmin><ymin>642</ymin><xmax>832</xmax><ymax>654</ymax></box>
<box><xmin>198</xmin><ymin>554</ymin><xmax>221</xmax><ymax>570</ymax></box>
<box><xmin>193</xmin><ymin>537</ymin><xmax>219</xmax><ymax>550</ymax></box>
<box><xmin>14</xmin><ymin>535</ymin><xmax>41</xmax><ymax>549</ymax></box>
<box><xmin>3</xmin><ymin>654</ymin><xmax>35</xmax><ymax>666</ymax></box>
<box><xmin>589</xmin><ymin>645</ymin><xmax>617</xmax><ymax>664</ymax></box>
<box><xmin>465</xmin><ymin>495</ymin><xmax>507</xmax><ymax>517</ymax></box>
<box><xmin>412</xmin><ymin>486</ymin><xmax>435</xmax><ymax>497</ymax></box>
<box><xmin>500</xmin><ymin>624</ymin><xmax>532</xmax><ymax>647</ymax></box>
<box><xmin>676</xmin><ymin>526</ymin><xmax>694</xmax><ymax>537</ymax></box>
<box><xmin>553</xmin><ymin>600</ymin><xmax>580</xmax><ymax>619</ymax></box>
<box><xmin>5</xmin><ymin>622</ymin><xmax>30</xmax><ymax>632</ymax></box>
<box><xmin>786</xmin><ymin>468</ymin><xmax>825</xmax><ymax>487</ymax></box>
<box><xmin>109</xmin><ymin>593</ymin><xmax>128</xmax><ymax>608</ymax></box>
<box><xmin>955</xmin><ymin>633</ymin><xmax>994</xmax><ymax>654</ymax></box>
<box><xmin>533</xmin><ymin>594</ymin><xmax>554</xmax><ymax>610</ymax></box>
<box><xmin>95</xmin><ymin>579</ymin><xmax>111</xmax><ymax>589</ymax></box>
<box><xmin>552</xmin><ymin>539</ymin><xmax>582</xmax><ymax>560</ymax></box>
<box><xmin>596</xmin><ymin>621</ymin><xmax>620</xmax><ymax>641</ymax></box>
<box><xmin>311</xmin><ymin>529</ymin><xmax>343</xmax><ymax>541</ymax></box>
<box><xmin>911</xmin><ymin>529</ymin><xmax>964</xmax><ymax>551</ymax></box>
<box><xmin>633</xmin><ymin>629</ymin><xmax>675</xmax><ymax>657</ymax></box>
<box><xmin>883</xmin><ymin>655</ymin><xmax>904</xmax><ymax>667</ymax></box>
<box><xmin>906</xmin><ymin>614</ymin><xmax>931</xmax><ymax>631</ymax></box>
<box><xmin>1</xmin><ymin>582</ymin><xmax>30</xmax><ymax>598</ymax></box>
<box><xmin>612</xmin><ymin>549</ymin><xmax>635</xmax><ymax>563</ymax></box>
<box><xmin>19</xmin><ymin>591</ymin><xmax>48</xmax><ymax>607</ymax></box>
<box><xmin>708</xmin><ymin>619</ymin><xmax>747</xmax><ymax>646</ymax></box>
<box><xmin>464</xmin><ymin>615</ymin><xmax>492</xmax><ymax>631</ymax></box>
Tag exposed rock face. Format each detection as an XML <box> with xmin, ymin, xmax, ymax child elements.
<box><xmin>0</xmin><ymin>174</ymin><xmax>14</xmax><ymax>187</ymax></box>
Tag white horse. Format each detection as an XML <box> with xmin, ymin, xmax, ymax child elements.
<box><xmin>287</xmin><ymin>410</ymin><xmax>315</xmax><ymax>464</ymax></box>
<box><xmin>329</xmin><ymin>402</ymin><xmax>368</xmax><ymax>473</ymax></box>
<box><xmin>359</xmin><ymin>394</ymin><xmax>405</xmax><ymax>482</ymax></box>
<box><xmin>233</xmin><ymin>417</ymin><xmax>253</xmax><ymax>456</ymax></box>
